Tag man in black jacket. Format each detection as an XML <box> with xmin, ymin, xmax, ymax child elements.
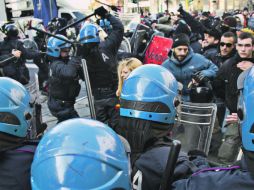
<box><xmin>0</xmin><ymin>24</ymin><xmax>42</xmax><ymax>84</ymax></box>
<box><xmin>212</xmin><ymin>31</ymin><xmax>237</xmax><ymax>68</ymax></box>
<box><xmin>78</xmin><ymin>6</ymin><xmax>124</xmax><ymax>130</ymax></box>
<box><xmin>47</xmin><ymin>35</ymin><xmax>84</xmax><ymax>123</ymax></box>
<box><xmin>201</xmin><ymin>27</ymin><xmax>221</xmax><ymax>65</ymax></box>
<box><xmin>213</xmin><ymin>32</ymin><xmax>254</xmax><ymax>164</ymax></box>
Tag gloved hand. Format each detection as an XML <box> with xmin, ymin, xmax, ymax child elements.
<box><xmin>110</xmin><ymin>5</ymin><xmax>119</xmax><ymax>12</ymax></box>
<box><xmin>94</xmin><ymin>6</ymin><xmax>109</xmax><ymax>19</ymax></box>
<box><xmin>192</xmin><ymin>71</ymin><xmax>209</xmax><ymax>83</ymax></box>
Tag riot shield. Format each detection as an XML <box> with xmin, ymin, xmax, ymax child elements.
<box><xmin>118</xmin><ymin>36</ymin><xmax>131</xmax><ymax>53</ymax></box>
<box><xmin>25</xmin><ymin>70</ymin><xmax>40</xmax><ymax>139</ymax></box>
<box><xmin>22</xmin><ymin>38</ymin><xmax>39</xmax><ymax>64</ymax></box>
<box><xmin>172</xmin><ymin>102</ymin><xmax>217</xmax><ymax>155</ymax></box>
<box><xmin>41</xmin><ymin>59</ymin><xmax>95</xmax><ymax>129</ymax></box>
<box><xmin>143</xmin><ymin>35</ymin><xmax>173</xmax><ymax>65</ymax></box>
<box><xmin>22</xmin><ymin>38</ymin><xmax>39</xmax><ymax>51</ymax></box>
<box><xmin>130</xmin><ymin>24</ymin><xmax>151</xmax><ymax>55</ymax></box>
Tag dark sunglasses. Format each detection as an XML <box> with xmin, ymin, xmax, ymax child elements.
<box><xmin>220</xmin><ymin>42</ymin><xmax>233</xmax><ymax>48</ymax></box>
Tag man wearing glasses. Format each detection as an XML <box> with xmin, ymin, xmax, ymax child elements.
<box><xmin>213</xmin><ymin>32</ymin><xmax>254</xmax><ymax>164</ymax></box>
<box><xmin>212</xmin><ymin>32</ymin><xmax>237</xmax><ymax>68</ymax></box>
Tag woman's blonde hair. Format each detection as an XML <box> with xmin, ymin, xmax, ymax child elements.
<box><xmin>116</xmin><ymin>58</ymin><xmax>142</xmax><ymax>97</ymax></box>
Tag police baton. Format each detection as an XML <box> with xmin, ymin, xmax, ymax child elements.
<box><xmin>0</xmin><ymin>55</ymin><xmax>16</xmax><ymax>65</ymax></box>
<box><xmin>95</xmin><ymin>0</ymin><xmax>121</xmax><ymax>11</ymax></box>
<box><xmin>29</xmin><ymin>26</ymin><xmax>74</xmax><ymax>44</ymax></box>
<box><xmin>81</xmin><ymin>59</ymin><xmax>96</xmax><ymax>119</ymax></box>
<box><xmin>58</xmin><ymin>13</ymin><xmax>95</xmax><ymax>33</ymax></box>
<box><xmin>160</xmin><ymin>140</ymin><xmax>181</xmax><ymax>190</ymax></box>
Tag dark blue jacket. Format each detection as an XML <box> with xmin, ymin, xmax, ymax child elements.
<box><xmin>0</xmin><ymin>145</ymin><xmax>36</xmax><ymax>190</ymax></box>
<box><xmin>48</xmin><ymin>57</ymin><xmax>83</xmax><ymax>101</ymax></box>
<box><xmin>132</xmin><ymin>146</ymin><xmax>209</xmax><ymax>190</ymax></box>
<box><xmin>0</xmin><ymin>37</ymin><xmax>41</xmax><ymax>84</ymax></box>
<box><xmin>78</xmin><ymin>14</ymin><xmax>124</xmax><ymax>96</ymax></box>
<box><xmin>162</xmin><ymin>49</ymin><xmax>218</xmax><ymax>101</ymax></box>
<box><xmin>172</xmin><ymin>157</ymin><xmax>254</xmax><ymax>190</ymax></box>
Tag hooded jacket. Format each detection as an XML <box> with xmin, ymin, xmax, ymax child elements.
<box><xmin>162</xmin><ymin>48</ymin><xmax>218</xmax><ymax>101</ymax></box>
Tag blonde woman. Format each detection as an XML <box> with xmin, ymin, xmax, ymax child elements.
<box><xmin>116</xmin><ymin>58</ymin><xmax>143</xmax><ymax>97</ymax></box>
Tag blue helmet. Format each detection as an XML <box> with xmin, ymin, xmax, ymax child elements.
<box><xmin>46</xmin><ymin>34</ymin><xmax>72</xmax><ymax>57</ymax></box>
<box><xmin>31</xmin><ymin>118</ymin><xmax>130</xmax><ymax>190</ymax></box>
<box><xmin>120</xmin><ymin>64</ymin><xmax>179</xmax><ymax>124</ymax></box>
<box><xmin>0</xmin><ymin>77</ymin><xmax>32</xmax><ymax>137</ymax></box>
<box><xmin>237</xmin><ymin>66</ymin><xmax>254</xmax><ymax>152</ymax></box>
<box><xmin>79</xmin><ymin>23</ymin><xmax>100</xmax><ymax>44</ymax></box>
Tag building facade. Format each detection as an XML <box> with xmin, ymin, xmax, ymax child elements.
<box><xmin>122</xmin><ymin>0</ymin><xmax>253</xmax><ymax>14</ymax></box>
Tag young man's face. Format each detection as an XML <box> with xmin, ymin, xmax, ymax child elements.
<box><xmin>203</xmin><ymin>33</ymin><xmax>219</xmax><ymax>47</ymax></box>
<box><xmin>173</xmin><ymin>45</ymin><xmax>189</xmax><ymax>61</ymax></box>
<box><xmin>237</xmin><ymin>38</ymin><xmax>254</xmax><ymax>58</ymax></box>
<box><xmin>220</xmin><ymin>36</ymin><xmax>235</xmax><ymax>57</ymax></box>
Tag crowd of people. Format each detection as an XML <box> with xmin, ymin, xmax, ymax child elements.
<box><xmin>0</xmin><ymin>4</ymin><xmax>254</xmax><ymax>190</ymax></box>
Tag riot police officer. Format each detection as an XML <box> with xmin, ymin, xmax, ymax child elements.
<box><xmin>31</xmin><ymin>118</ymin><xmax>131</xmax><ymax>189</ymax></box>
<box><xmin>117</xmin><ymin>65</ymin><xmax>206</xmax><ymax>190</ymax></box>
<box><xmin>78</xmin><ymin>6</ymin><xmax>124</xmax><ymax>130</ymax></box>
<box><xmin>46</xmin><ymin>34</ymin><xmax>84</xmax><ymax>123</ymax></box>
<box><xmin>0</xmin><ymin>24</ymin><xmax>42</xmax><ymax>84</ymax></box>
<box><xmin>0</xmin><ymin>77</ymin><xmax>37</xmax><ymax>190</ymax></box>
<box><xmin>172</xmin><ymin>66</ymin><xmax>254</xmax><ymax>190</ymax></box>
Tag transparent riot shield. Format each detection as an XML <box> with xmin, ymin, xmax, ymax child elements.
<box><xmin>41</xmin><ymin>58</ymin><xmax>95</xmax><ymax>129</ymax></box>
<box><xmin>80</xmin><ymin>59</ymin><xmax>96</xmax><ymax>119</ymax></box>
<box><xmin>118</xmin><ymin>36</ymin><xmax>131</xmax><ymax>53</ymax></box>
<box><xmin>130</xmin><ymin>24</ymin><xmax>151</xmax><ymax>55</ymax></box>
<box><xmin>25</xmin><ymin>70</ymin><xmax>40</xmax><ymax>139</ymax></box>
<box><xmin>172</xmin><ymin>102</ymin><xmax>217</xmax><ymax>155</ymax></box>
<box><xmin>22</xmin><ymin>38</ymin><xmax>39</xmax><ymax>51</ymax></box>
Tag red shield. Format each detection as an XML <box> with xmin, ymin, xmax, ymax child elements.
<box><xmin>143</xmin><ymin>35</ymin><xmax>173</xmax><ymax>65</ymax></box>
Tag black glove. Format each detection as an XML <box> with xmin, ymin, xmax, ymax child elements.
<box><xmin>188</xmin><ymin>149</ymin><xmax>207</xmax><ymax>158</ymax></box>
<box><xmin>94</xmin><ymin>6</ymin><xmax>108</xmax><ymax>18</ymax></box>
<box><xmin>193</xmin><ymin>71</ymin><xmax>209</xmax><ymax>83</ymax></box>
<box><xmin>110</xmin><ymin>5</ymin><xmax>119</xmax><ymax>12</ymax></box>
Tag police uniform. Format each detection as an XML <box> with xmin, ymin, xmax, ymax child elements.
<box><xmin>78</xmin><ymin>14</ymin><xmax>124</xmax><ymax>130</ymax></box>
<box><xmin>132</xmin><ymin>140</ymin><xmax>210</xmax><ymax>190</ymax></box>
<box><xmin>172</xmin><ymin>157</ymin><xmax>254</xmax><ymax>190</ymax></box>
<box><xmin>48</xmin><ymin>57</ymin><xmax>84</xmax><ymax>122</ymax></box>
<box><xmin>0</xmin><ymin>37</ymin><xmax>41</xmax><ymax>85</ymax></box>
<box><xmin>0</xmin><ymin>145</ymin><xmax>36</xmax><ymax>190</ymax></box>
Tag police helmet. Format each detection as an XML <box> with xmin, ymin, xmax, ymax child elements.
<box><xmin>120</xmin><ymin>64</ymin><xmax>179</xmax><ymax>124</ymax></box>
<box><xmin>189</xmin><ymin>86</ymin><xmax>213</xmax><ymax>103</ymax></box>
<box><xmin>5</xmin><ymin>24</ymin><xmax>19</xmax><ymax>38</ymax></box>
<box><xmin>79</xmin><ymin>23</ymin><xmax>100</xmax><ymax>44</ymax></box>
<box><xmin>119</xmin><ymin>64</ymin><xmax>180</xmax><ymax>156</ymax></box>
<box><xmin>0</xmin><ymin>77</ymin><xmax>32</xmax><ymax>137</ymax></box>
<box><xmin>237</xmin><ymin>66</ymin><xmax>254</xmax><ymax>152</ymax></box>
<box><xmin>31</xmin><ymin>118</ymin><xmax>130</xmax><ymax>190</ymax></box>
<box><xmin>46</xmin><ymin>34</ymin><xmax>72</xmax><ymax>57</ymax></box>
